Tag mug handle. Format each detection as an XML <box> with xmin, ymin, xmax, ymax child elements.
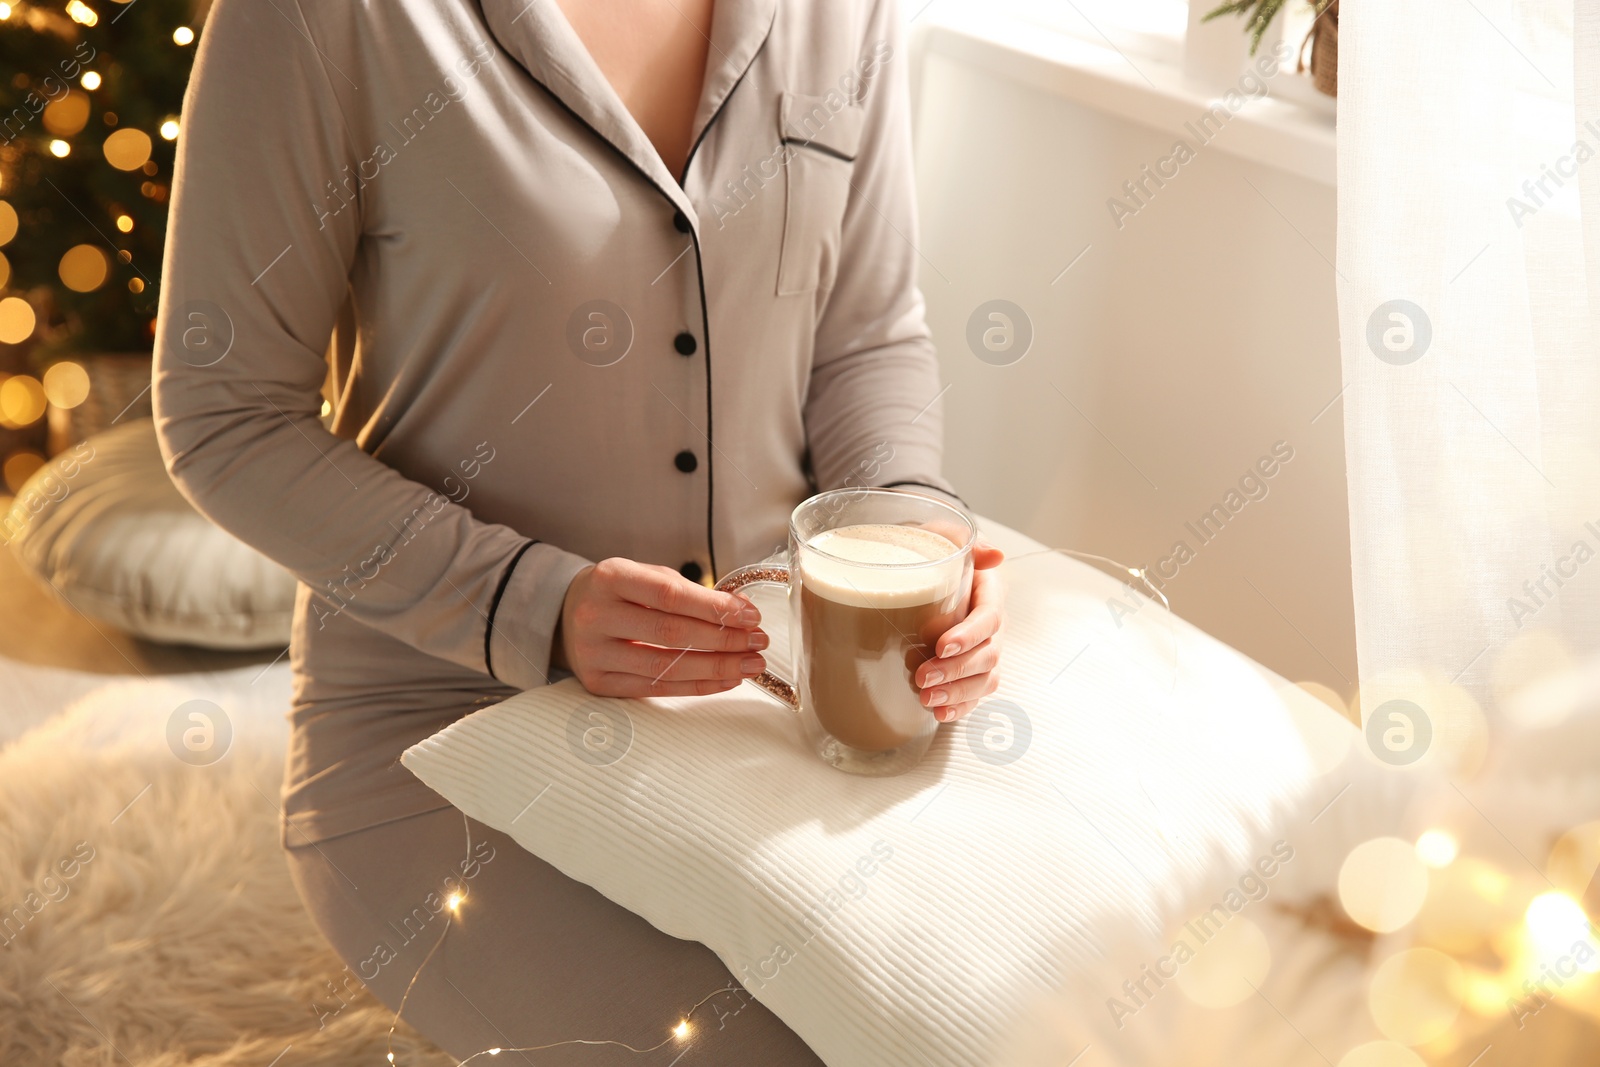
<box><xmin>714</xmin><ymin>564</ymin><xmax>800</xmax><ymax>712</ymax></box>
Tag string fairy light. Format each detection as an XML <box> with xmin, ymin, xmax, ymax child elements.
<box><xmin>380</xmin><ymin>811</ymin><xmax>737</xmax><ymax>1067</ymax></box>
<box><xmin>1001</xmin><ymin>545</ymin><xmax>1171</xmax><ymax>614</ymax></box>
<box><xmin>1055</xmin><ymin>548</ymin><xmax>1173</xmax><ymax>615</ymax></box>
<box><xmin>1002</xmin><ymin>544</ymin><xmax>1180</xmax><ymax>691</ymax></box>
<box><xmin>447</xmin><ymin>996</ymin><xmax>713</xmax><ymax>1067</ymax></box>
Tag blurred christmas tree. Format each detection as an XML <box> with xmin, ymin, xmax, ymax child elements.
<box><xmin>0</xmin><ymin>0</ymin><xmax>199</xmax><ymax>362</ymax></box>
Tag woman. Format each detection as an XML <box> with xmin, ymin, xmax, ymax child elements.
<box><xmin>155</xmin><ymin>0</ymin><xmax>1003</xmax><ymax>1060</ymax></box>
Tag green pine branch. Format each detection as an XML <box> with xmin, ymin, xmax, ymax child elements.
<box><xmin>1202</xmin><ymin>0</ymin><xmax>1334</xmax><ymax>56</ymax></box>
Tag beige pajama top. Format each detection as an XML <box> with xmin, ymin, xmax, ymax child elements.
<box><xmin>153</xmin><ymin>0</ymin><xmax>958</xmax><ymax>845</ymax></box>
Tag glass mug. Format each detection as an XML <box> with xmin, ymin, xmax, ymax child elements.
<box><xmin>715</xmin><ymin>487</ymin><xmax>976</xmax><ymax>775</ymax></box>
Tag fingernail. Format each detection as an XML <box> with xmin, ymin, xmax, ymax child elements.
<box><xmin>928</xmin><ymin>688</ymin><xmax>949</xmax><ymax>707</ymax></box>
<box><xmin>941</xmin><ymin>642</ymin><xmax>960</xmax><ymax>658</ymax></box>
<box><xmin>923</xmin><ymin>668</ymin><xmax>945</xmax><ymax>687</ymax></box>
<box><xmin>748</xmin><ymin>630</ymin><xmax>769</xmax><ymax>650</ymax></box>
<box><xmin>936</xmin><ymin>708</ymin><xmax>954</xmax><ymax>722</ymax></box>
<box><xmin>737</xmin><ymin>607</ymin><xmax>761</xmax><ymax>626</ymax></box>
<box><xmin>741</xmin><ymin>655</ymin><xmax>765</xmax><ymax>675</ymax></box>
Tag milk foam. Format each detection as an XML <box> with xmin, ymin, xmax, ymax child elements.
<box><xmin>799</xmin><ymin>524</ymin><xmax>964</xmax><ymax>608</ymax></box>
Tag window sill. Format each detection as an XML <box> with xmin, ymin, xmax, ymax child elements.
<box><xmin>910</xmin><ymin>4</ymin><xmax>1336</xmax><ymax>187</ymax></box>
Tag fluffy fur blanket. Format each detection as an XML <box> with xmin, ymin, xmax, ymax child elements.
<box><xmin>0</xmin><ymin>663</ymin><xmax>451</xmax><ymax>1067</ymax></box>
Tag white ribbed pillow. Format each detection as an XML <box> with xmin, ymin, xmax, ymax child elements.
<box><xmin>402</xmin><ymin>517</ymin><xmax>1360</xmax><ymax>1066</ymax></box>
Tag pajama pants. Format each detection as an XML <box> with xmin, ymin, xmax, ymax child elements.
<box><xmin>285</xmin><ymin>805</ymin><xmax>824</xmax><ymax>1065</ymax></box>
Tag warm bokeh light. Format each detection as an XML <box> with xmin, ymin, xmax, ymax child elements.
<box><xmin>3</xmin><ymin>449</ymin><xmax>45</xmax><ymax>493</ymax></box>
<box><xmin>102</xmin><ymin>127</ymin><xmax>153</xmax><ymax>171</ymax></box>
<box><xmin>672</xmin><ymin>1020</ymin><xmax>691</xmax><ymax>1040</ymax></box>
<box><xmin>1356</xmin><ymin>669</ymin><xmax>1492</xmax><ymax>777</ymax></box>
<box><xmin>1455</xmin><ymin>963</ymin><xmax>1501</xmax><ymax>1016</ymax></box>
<box><xmin>1339</xmin><ymin>837</ymin><xmax>1429</xmax><ymax>933</ymax></box>
<box><xmin>1173</xmin><ymin>917</ymin><xmax>1271</xmax><ymax>1009</ymax></box>
<box><xmin>1415</xmin><ymin>857</ymin><xmax>1521</xmax><ymax>958</ymax></box>
<box><xmin>0</xmin><ymin>201</ymin><xmax>14</xmax><ymax>246</ymax></box>
<box><xmin>1335</xmin><ymin>1041</ymin><xmax>1426</xmax><ymax>1067</ymax></box>
<box><xmin>0</xmin><ymin>3</ymin><xmax>12</xmax><ymax>19</ymax></box>
<box><xmin>319</xmin><ymin>398</ymin><xmax>332</xmax><ymax>417</ymax></box>
<box><xmin>128</xmin><ymin>277</ymin><xmax>145</xmax><ymax>294</ymax></box>
<box><xmin>59</xmin><ymin>244</ymin><xmax>110</xmax><ymax>292</ymax></box>
<box><xmin>49</xmin><ymin>139</ymin><xmax>71</xmax><ymax>158</ymax></box>
<box><xmin>42</xmin><ymin>91</ymin><xmax>91</xmax><ymax>136</ymax></box>
<box><xmin>116</xmin><ymin>213</ymin><xmax>134</xmax><ymax>233</ymax></box>
<box><xmin>1525</xmin><ymin>892</ymin><xmax>1595</xmax><ymax>961</ymax></box>
<box><xmin>0</xmin><ymin>375</ymin><xmax>47</xmax><ymax>428</ymax></box>
<box><xmin>81</xmin><ymin>70</ymin><xmax>101</xmax><ymax>90</ymax></box>
<box><xmin>1494</xmin><ymin>629</ymin><xmax>1577</xmax><ymax>728</ymax></box>
<box><xmin>0</xmin><ymin>250</ymin><xmax>9</xmax><ymax>289</ymax></box>
<box><xmin>159</xmin><ymin>118</ymin><xmax>180</xmax><ymax>140</ymax></box>
<box><xmin>0</xmin><ymin>296</ymin><xmax>36</xmax><ymax>344</ymax></box>
<box><xmin>1548</xmin><ymin>820</ymin><xmax>1600</xmax><ymax>903</ymax></box>
<box><xmin>1296</xmin><ymin>679</ymin><xmax>1349</xmax><ymax>717</ymax></box>
<box><xmin>172</xmin><ymin>25</ymin><xmax>194</xmax><ymax>45</ymax></box>
<box><xmin>1415</xmin><ymin>830</ymin><xmax>1458</xmax><ymax>869</ymax></box>
<box><xmin>66</xmin><ymin>0</ymin><xmax>97</xmax><ymax>25</ymax></box>
<box><xmin>1368</xmin><ymin>947</ymin><xmax>1462</xmax><ymax>1045</ymax></box>
<box><xmin>42</xmin><ymin>361</ymin><xmax>91</xmax><ymax>410</ymax></box>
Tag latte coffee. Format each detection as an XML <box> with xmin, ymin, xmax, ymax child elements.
<box><xmin>797</xmin><ymin>523</ymin><xmax>968</xmax><ymax>753</ymax></box>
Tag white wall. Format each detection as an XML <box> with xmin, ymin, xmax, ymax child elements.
<box><xmin>911</xmin><ymin>23</ymin><xmax>1356</xmax><ymax>705</ymax></box>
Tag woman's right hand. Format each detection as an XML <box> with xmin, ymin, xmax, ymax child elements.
<box><xmin>553</xmin><ymin>558</ymin><xmax>768</xmax><ymax>697</ymax></box>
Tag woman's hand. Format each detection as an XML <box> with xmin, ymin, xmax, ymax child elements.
<box><xmin>554</xmin><ymin>558</ymin><xmax>767</xmax><ymax>698</ymax></box>
<box><xmin>916</xmin><ymin>540</ymin><xmax>1005</xmax><ymax>722</ymax></box>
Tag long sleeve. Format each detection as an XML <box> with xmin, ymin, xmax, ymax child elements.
<box><xmin>153</xmin><ymin>0</ymin><xmax>588</xmax><ymax>690</ymax></box>
<box><xmin>802</xmin><ymin>0</ymin><xmax>962</xmax><ymax>508</ymax></box>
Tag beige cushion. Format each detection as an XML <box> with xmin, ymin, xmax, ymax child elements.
<box><xmin>6</xmin><ymin>419</ymin><xmax>294</xmax><ymax>649</ymax></box>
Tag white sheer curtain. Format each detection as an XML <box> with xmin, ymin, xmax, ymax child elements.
<box><xmin>1339</xmin><ymin>1</ymin><xmax>1600</xmax><ymax>772</ymax></box>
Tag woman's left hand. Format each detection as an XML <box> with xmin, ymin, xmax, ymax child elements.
<box><xmin>917</xmin><ymin>539</ymin><xmax>1004</xmax><ymax>722</ymax></box>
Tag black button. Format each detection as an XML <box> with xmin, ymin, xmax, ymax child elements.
<box><xmin>674</xmin><ymin>331</ymin><xmax>697</xmax><ymax>356</ymax></box>
<box><xmin>673</xmin><ymin>210</ymin><xmax>691</xmax><ymax>233</ymax></box>
<box><xmin>679</xmin><ymin>560</ymin><xmax>704</xmax><ymax>583</ymax></box>
<box><xmin>674</xmin><ymin>450</ymin><xmax>698</xmax><ymax>473</ymax></box>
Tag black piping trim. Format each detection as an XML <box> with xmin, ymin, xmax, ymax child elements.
<box><xmin>481</xmin><ymin>13</ymin><xmax>774</xmax><ymax>584</ymax></box>
<box><xmin>517</xmin><ymin>78</ymin><xmax>687</xmax><ymax>217</ymax></box>
<box><xmin>689</xmin><ymin>228</ymin><xmax>719</xmax><ymax>581</ymax></box>
<box><xmin>679</xmin><ymin>35</ymin><xmax>772</xmax><ymax>582</ymax></box>
<box><xmin>485</xmin><ymin>539</ymin><xmax>538</xmax><ymax>679</ymax></box>
<box><xmin>881</xmin><ymin>481</ymin><xmax>969</xmax><ymax>509</ymax></box>
<box><xmin>681</xmin><ymin>30</ymin><xmax>774</xmax><ymax>185</ymax></box>
<box><xmin>780</xmin><ymin>137</ymin><xmax>856</xmax><ymax>164</ymax></box>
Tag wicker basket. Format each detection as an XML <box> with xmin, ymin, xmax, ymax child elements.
<box><xmin>45</xmin><ymin>352</ymin><xmax>154</xmax><ymax>455</ymax></box>
<box><xmin>1299</xmin><ymin>0</ymin><xmax>1339</xmax><ymax>97</ymax></box>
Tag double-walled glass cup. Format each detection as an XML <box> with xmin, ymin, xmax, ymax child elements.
<box><xmin>715</xmin><ymin>487</ymin><xmax>976</xmax><ymax>775</ymax></box>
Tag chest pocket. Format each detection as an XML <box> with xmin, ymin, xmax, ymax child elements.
<box><xmin>776</xmin><ymin>91</ymin><xmax>865</xmax><ymax>296</ymax></box>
